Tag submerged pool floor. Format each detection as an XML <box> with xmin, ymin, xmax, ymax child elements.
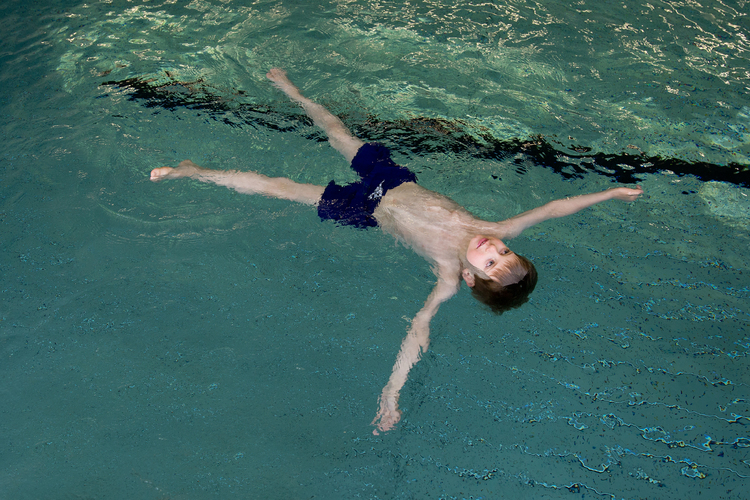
<box><xmin>2</xmin><ymin>1</ymin><xmax>749</xmax><ymax>498</ymax></box>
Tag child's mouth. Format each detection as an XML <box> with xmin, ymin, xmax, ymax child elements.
<box><xmin>477</xmin><ymin>238</ymin><xmax>488</xmax><ymax>249</ymax></box>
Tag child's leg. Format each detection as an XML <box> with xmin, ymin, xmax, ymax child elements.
<box><xmin>150</xmin><ymin>160</ymin><xmax>325</xmax><ymax>205</ymax></box>
<box><xmin>267</xmin><ymin>68</ymin><xmax>365</xmax><ymax>163</ymax></box>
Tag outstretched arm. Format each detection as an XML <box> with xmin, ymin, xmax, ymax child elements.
<box><xmin>150</xmin><ymin>160</ymin><xmax>324</xmax><ymax>205</ymax></box>
<box><xmin>501</xmin><ymin>185</ymin><xmax>643</xmax><ymax>238</ymax></box>
<box><xmin>372</xmin><ymin>275</ymin><xmax>459</xmax><ymax>434</ymax></box>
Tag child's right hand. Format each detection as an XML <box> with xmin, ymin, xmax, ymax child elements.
<box><xmin>609</xmin><ymin>185</ymin><xmax>643</xmax><ymax>202</ymax></box>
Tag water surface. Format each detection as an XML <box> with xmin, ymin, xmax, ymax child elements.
<box><xmin>1</xmin><ymin>1</ymin><xmax>749</xmax><ymax>498</ymax></box>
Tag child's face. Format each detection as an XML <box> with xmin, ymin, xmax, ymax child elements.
<box><xmin>466</xmin><ymin>235</ymin><xmax>515</xmax><ymax>280</ymax></box>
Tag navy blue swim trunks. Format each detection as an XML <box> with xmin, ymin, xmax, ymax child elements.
<box><xmin>317</xmin><ymin>143</ymin><xmax>417</xmax><ymax>228</ymax></box>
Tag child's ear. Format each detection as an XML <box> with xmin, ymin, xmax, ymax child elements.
<box><xmin>461</xmin><ymin>269</ymin><xmax>475</xmax><ymax>287</ymax></box>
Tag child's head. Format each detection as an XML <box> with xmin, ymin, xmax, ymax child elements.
<box><xmin>469</xmin><ymin>254</ymin><xmax>537</xmax><ymax>314</ymax></box>
<box><xmin>462</xmin><ymin>236</ymin><xmax>537</xmax><ymax>314</ymax></box>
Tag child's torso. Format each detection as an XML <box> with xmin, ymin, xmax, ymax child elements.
<box><xmin>374</xmin><ymin>183</ymin><xmax>486</xmax><ymax>268</ymax></box>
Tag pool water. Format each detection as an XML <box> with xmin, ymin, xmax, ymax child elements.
<box><xmin>2</xmin><ymin>0</ymin><xmax>749</xmax><ymax>498</ymax></box>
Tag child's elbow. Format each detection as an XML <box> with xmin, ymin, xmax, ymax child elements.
<box><xmin>545</xmin><ymin>200</ymin><xmax>567</xmax><ymax>219</ymax></box>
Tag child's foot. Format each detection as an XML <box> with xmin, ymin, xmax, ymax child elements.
<box><xmin>150</xmin><ymin>160</ymin><xmax>202</xmax><ymax>181</ymax></box>
<box><xmin>266</xmin><ymin>68</ymin><xmax>304</xmax><ymax>101</ymax></box>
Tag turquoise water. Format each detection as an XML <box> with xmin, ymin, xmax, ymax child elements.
<box><xmin>2</xmin><ymin>0</ymin><xmax>749</xmax><ymax>498</ymax></box>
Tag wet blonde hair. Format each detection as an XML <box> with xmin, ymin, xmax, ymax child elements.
<box><xmin>471</xmin><ymin>254</ymin><xmax>537</xmax><ymax>314</ymax></box>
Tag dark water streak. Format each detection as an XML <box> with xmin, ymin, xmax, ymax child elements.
<box><xmin>102</xmin><ymin>77</ymin><xmax>750</xmax><ymax>188</ymax></box>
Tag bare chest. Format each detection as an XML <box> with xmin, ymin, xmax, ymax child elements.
<box><xmin>373</xmin><ymin>184</ymin><xmax>472</xmax><ymax>262</ymax></box>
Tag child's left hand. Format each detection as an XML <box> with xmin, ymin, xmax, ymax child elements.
<box><xmin>609</xmin><ymin>185</ymin><xmax>643</xmax><ymax>202</ymax></box>
<box><xmin>372</xmin><ymin>393</ymin><xmax>401</xmax><ymax>435</ymax></box>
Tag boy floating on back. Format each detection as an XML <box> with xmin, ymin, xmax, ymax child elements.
<box><xmin>151</xmin><ymin>68</ymin><xmax>643</xmax><ymax>433</ymax></box>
